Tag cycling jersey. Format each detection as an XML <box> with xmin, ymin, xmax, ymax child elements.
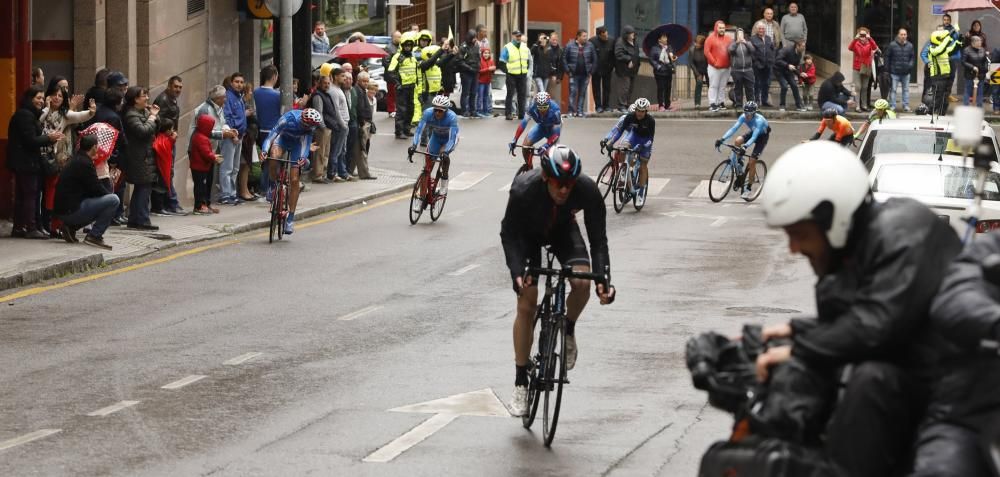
<box><xmin>263</xmin><ymin>110</ymin><xmax>316</xmax><ymax>164</ymax></box>
<box><xmin>604</xmin><ymin>112</ymin><xmax>655</xmax><ymax>158</ymax></box>
<box><xmin>721</xmin><ymin>113</ymin><xmax>770</xmax><ymax>148</ymax></box>
<box><xmin>814</xmin><ymin>116</ymin><xmax>855</xmax><ymax>142</ymax></box>
<box><xmin>513</xmin><ymin>99</ymin><xmax>562</xmax><ymax>145</ymax></box>
<box><xmin>500</xmin><ymin>168</ymin><xmax>610</xmax><ymax>285</ymax></box>
<box><xmin>413</xmin><ymin>107</ymin><xmax>459</xmax><ymax>154</ymax></box>
<box><xmin>603</xmin><ymin>113</ymin><xmax>629</xmax><ymax>144</ymax></box>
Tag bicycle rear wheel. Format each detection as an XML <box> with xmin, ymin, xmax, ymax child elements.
<box><xmin>429</xmin><ymin>172</ymin><xmax>447</xmax><ymax>222</ymax></box>
<box><xmin>596</xmin><ymin>161</ymin><xmax>616</xmax><ymax>200</ymax></box>
<box><xmin>541</xmin><ymin>317</ymin><xmax>566</xmax><ymax>447</ymax></box>
<box><xmin>275</xmin><ymin>182</ymin><xmax>286</xmax><ymax>241</ymax></box>
<box><xmin>409</xmin><ymin>172</ymin><xmax>426</xmax><ymax>224</ymax></box>
<box><xmin>708</xmin><ymin>160</ymin><xmax>733</xmax><ymax>203</ymax></box>
<box><xmin>612</xmin><ymin>166</ymin><xmax>629</xmax><ymax>213</ymax></box>
<box><xmin>743</xmin><ymin>160</ymin><xmax>767</xmax><ymax>203</ymax></box>
<box><xmin>268</xmin><ymin>188</ymin><xmax>280</xmax><ymax>243</ymax></box>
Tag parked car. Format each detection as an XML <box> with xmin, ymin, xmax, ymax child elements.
<box><xmin>447</xmin><ymin>70</ymin><xmax>510</xmax><ymax>115</ymax></box>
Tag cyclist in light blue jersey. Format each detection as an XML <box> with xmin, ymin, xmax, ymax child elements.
<box><xmin>508</xmin><ymin>91</ymin><xmax>562</xmax><ymax>163</ymax></box>
<box><xmin>408</xmin><ymin>95</ymin><xmax>459</xmax><ymax>194</ymax></box>
<box><xmin>715</xmin><ymin>101</ymin><xmax>770</xmax><ymax>199</ymax></box>
<box><xmin>262</xmin><ymin>108</ymin><xmax>321</xmax><ymax>234</ymax></box>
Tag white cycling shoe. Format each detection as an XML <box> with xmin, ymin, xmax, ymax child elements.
<box><xmin>510</xmin><ymin>385</ymin><xmax>529</xmax><ymax>416</ymax></box>
<box><xmin>565</xmin><ymin>335</ymin><xmax>578</xmax><ymax>370</ymax></box>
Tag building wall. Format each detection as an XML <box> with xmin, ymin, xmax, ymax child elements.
<box><xmin>528</xmin><ymin>0</ymin><xmax>580</xmax><ymax>111</ymax></box>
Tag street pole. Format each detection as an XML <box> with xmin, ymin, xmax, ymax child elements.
<box><xmin>280</xmin><ymin>0</ymin><xmax>294</xmax><ymax>110</ymax></box>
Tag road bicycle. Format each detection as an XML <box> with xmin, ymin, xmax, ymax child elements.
<box><xmin>511</xmin><ymin>144</ymin><xmax>547</xmax><ymax>177</ymax></box>
<box><xmin>520</xmin><ymin>250</ymin><xmax>611</xmax><ymax>447</ymax></box>
<box><xmin>408</xmin><ymin>149</ymin><xmax>447</xmax><ymax>224</ymax></box>
<box><xmin>266</xmin><ymin>155</ymin><xmax>296</xmax><ymax>243</ymax></box>
<box><xmin>708</xmin><ymin>144</ymin><xmax>767</xmax><ymax>203</ymax></box>
<box><xmin>596</xmin><ymin>144</ymin><xmax>624</xmax><ymax>201</ymax></box>
<box><xmin>608</xmin><ymin>145</ymin><xmax>647</xmax><ymax>213</ymax></box>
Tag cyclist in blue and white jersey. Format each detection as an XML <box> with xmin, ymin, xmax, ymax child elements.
<box><xmin>408</xmin><ymin>95</ymin><xmax>459</xmax><ymax>196</ymax></box>
<box><xmin>714</xmin><ymin>101</ymin><xmax>770</xmax><ymax>199</ymax></box>
<box><xmin>508</xmin><ymin>92</ymin><xmax>562</xmax><ymax>164</ymax></box>
<box><xmin>262</xmin><ymin>107</ymin><xmax>322</xmax><ymax>234</ymax></box>
<box><xmin>599</xmin><ymin>97</ymin><xmax>655</xmax><ymax>197</ymax></box>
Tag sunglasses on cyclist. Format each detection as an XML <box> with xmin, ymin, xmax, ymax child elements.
<box><xmin>546</xmin><ymin>176</ymin><xmax>576</xmax><ymax>189</ymax></box>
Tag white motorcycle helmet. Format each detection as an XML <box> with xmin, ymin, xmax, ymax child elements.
<box><xmin>761</xmin><ymin>141</ymin><xmax>870</xmax><ymax>249</ymax></box>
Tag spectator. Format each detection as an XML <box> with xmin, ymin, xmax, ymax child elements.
<box><xmin>327</xmin><ymin>67</ymin><xmax>350</xmax><ymax>182</ymax></box>
<box><xmin>848</xmin><ymin>27</ymin><xmax>880</xmax><ymax>112</ymax></box>
<box><xmin>385</xmin><ymin>31</ymin><xmax>401</xmax><ymax>118</ymax></box>
<box><xmin>690</xmin><ymin>35</ymin><xmax>708</xmax><ymax>110</ymax></box>
<box><xmin>750</xmin><ymin>22</ymin><xmax>776</xmax><ymax>107</ymax></box>
<box><xmin>347</xmin><ymin>31</ymin><xmax>366</xmax><ymax>44</ymax></box>
<box><xmin>530</xmin><ymin>33</ymin><xmax>552</xmax><ymax>94</ymax></box>
<box><xmin>780</xmin><ymin>2</ymin><xmax>807</xmax><ymax>50</ymax></box>
<box><xmin>565</xmin><ymin>29</ymin><xmax>597</xmax><ymax>116</ymax></box>
<box><xmin>312</xmin><ymin>21</ymin><xmax>330</xmax><ymax>54</ymax></box>
<box><xmin>84</xmin><ymin>68</ymin><xmax>110</xmax><ymax>108</ymax></box>
<box><xmin>817</xmin><ymin>71</ymin><xmax>854</xmax><ymax>114</ymax></box>
<box><xmin>475</xmin><ymin>24</ymin><xmax>489</xmax><ymax>51</ymax></box>
<box><xmin>6</xmin><ymin>86</ymin><xmax>63</xmax><ymax>239</ymax></box>
<box><xmin>417</xmin><ymin>45</ymin><xmax>444</xmax><ymax>114</ymax></box>
<box><xmin>775</xmin><ymin>40</ymin><xmax>807</xmax><ymax>111</ymax></box>
<box><xmin>352</xmin><ymin>72</ymin><xmax>376</xmax><ymax>180</ymax></box>
<box><xmin>238</xmin><ymin>82</ymin><xmax>259</xmax><ymax>200</ymax></box>
<box><xmin>649</xmin><ymin>31</ymin><xmax>678</xmax><ymax>111</ymax></box>
<box><xmin>459</xmin><ymin>30</ymin><xmax>481</xmax><ymax>117</ymax></box>
<box><xmin>759</xmin><ymin>7</ymin><xmax>782</xmax><ymax>46</ymax></box>
<box><xmin>31</xmin><ymin>67</ymin><xmax>44</xmax><ymax>87</ymax></box>
<box><xmin>799</xmin><ymin>54</ymin><xmax>817</xmax><ymax>110</ymax></box>
<box><xmin>409</xmin><ymin>23</ymin><xmax>420</xmax><ymax>33</ymax></box>
<box><xmin>46</xmin><ymin>76</ymin><xmax>70</xmax><ymax>96</ymax></box>
<box><xmin>219</xmin><ymin>73</ymin><xmax>248</xmax><ymax>205</ymax></box>
<box><xmin>254</xmin><ymin>66</ymin><xmax>281</xmax><ymax>192</ymax></box>
<box><xmin>920</xmin><ymin>39</ymin><xmax>933</xmax><ymax>103</ymax></box>
<box><xmin>189</xmin><ymin>85</ymin><xmax>235</xmax><ymax>175</ymax></box>
<box><xmin>928</xmin><ymin>29</ymin><xmax>958</xmax><ymax>116</ymax></box>
<box><xmin>965</xmin><ymin>20</ymin><xmax>987</xmax><ymax>50</ymax></box>
<box><xmin>107</xmin><ymin>71</ymin><xmax>129</xmax><ymax>94</ymax></box>
<box><xmin>344</xmin><ymin>71</ymin><xmax>361</xmax><ymax>180</ymax></box>
<box><xmin>122</xmin><ymin>86</ymin><xmax>160</xmax><ymax>231</ymax></box>
<box><xmin>546</xmin><ymin>33</ymin><xmax>565</xmax><ymax>101</ymax></box>
<box><xmin>613</xmin><ymin>24</ymin><xmax>640</xmax><ymax>112</ymax></box>
<box><xmin>189</xmin><ymin>114</ymin><xmax>220</xmax><ymax>215</ymax></box>
<box><xmin>962</xmin><ymin>35</ymin><xmax>989</xmax><ymax>107</ymax></box>
<box><xmin>151</xmin><ymin>118</ymin><xmax>177</xmax><ymax>217</ymax></box>
<box><xmin>727</xmin><ymin>29</ymin><xmax>755</xmax><ymax>108</ymax></box>
<box><xmin>363</xmin><ymin>82</ymin><xmax>379</xmax><ymax>165</ymax></box>
<box><xmin>942</xmin><ymin>14</ymin><xmax>963</xmax><ymax>99</ymax></box>
<box><xmin>499</xmin><ymin>30</ymin><xmax>530</xmax><ymax>120</ymax></box>
<box><xmin>439</xmin><ymin>40</ymin><xmax>461</xmax><ymax>97</ymax></box>
<box><xmin>477</xmin><ymin>47</ymin><xmax>496</xmax><ymax>117</ymax></box>
<box><xmin>992</xmin><ymin>45</ymin><xmax>1000</xmax><ymax>112</ymax></box>
<box><xmin>590</xmin><ymin>26</ymin><xmax>615</xmax><ymax>113</ymax></box>
<box><xmin>885</xmin><ymin>28</ymin><xmax>915</xmax><ymax>112</ymax></box>
<box><xmin>704</xmin><ymin>20</ymin><xmax>732</xmax><ymax>112</ymax></box>
<box><xmin>309</xmin><ymin>73</ymin><xmax>335</xmax><ymax>184</ymax></box>
<box><xmin>389</xmin><ymin>33</ymin><xmax>418</xmax><ymax>137</ymax></box>
<box><xmin>85</xmin><ymin>88</ymin><xmax>127</xmax><ymax>225</ymax></box>
<box><xmin>54</xmin><ymin>134</ymin><xmax>119</xmax><ymax>249</ymax></box>
<box><xmin>152</xmin><ymin>75</ymin><xmax>184</xmax><ymax>214</ymax></box>
<box><xmin>40</xmin><ymin>86</ymin><xmax>96</xmax><ymax>237</ymax></box>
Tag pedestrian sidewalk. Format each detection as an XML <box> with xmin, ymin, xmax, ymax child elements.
<box><xmin>0</xmin><ymin>167</ymin><xmax>412</xmax><ymax>292</ymax></box>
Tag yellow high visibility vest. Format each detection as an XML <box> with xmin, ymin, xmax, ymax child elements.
<box><xmin>504</xmin><ymin>42</ymin><xmax>531</xmax><ymax>75</ymax></box>
<box><xmin>425</xmin><ymin>65</ymin><xmax>442</xmax><ymax>93</ymax></box>
<box><xmin>389</xmin><ymin>52</ymin><xmax>418</xmax><ymax>86</ymax></box>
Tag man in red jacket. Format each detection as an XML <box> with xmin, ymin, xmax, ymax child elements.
<box><xmin>704</xmin><ymin>20</ymin><xmax>732</xmax><ymax>112</ymax></box>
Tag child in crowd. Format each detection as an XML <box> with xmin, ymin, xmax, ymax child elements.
<box><xmin>477</xmin><ymin>47</ymin><xmax>496</xmax><ymax>117</ymax></box>
<box><xmin>151</xmin><ymin>118</ymin><xmax>177</xmax><ymax>215</ymax></box>
<box><xmin>800</xmin><ymin>54</ymin><xmax>818</xmax><ymax>110</ymax></box>
<box><xmin>190</xmin><ymin>114</ymin><xmax>222</xmax><ymax>215</ymax></box>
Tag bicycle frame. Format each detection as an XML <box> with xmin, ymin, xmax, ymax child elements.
<box><xmin>411</xmin><ymin>150</ymin><xmax>444</xmax><ymax>205</ymax></box>
<box><xmin>721</xmin><ymin>144</ymin><xmax>748</xmax><ymax>186</ymax></box>
<box><xmin>513</xmin><ymin>144</ymin><xmax>547</xmax><ymax>171</ymax></box>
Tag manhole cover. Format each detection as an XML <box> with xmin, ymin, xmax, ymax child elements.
<box><xmin>726</xmin><ymin>306</ymin><xmax>800</xmax><ymax>314</ymax></box>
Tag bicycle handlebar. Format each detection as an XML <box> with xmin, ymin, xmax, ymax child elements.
<box><xmin>408</xmin><ymin>150</ymin><xmax>445</xmax><ymax>163</ymax></box>
<box><xmin>718</xmin><ymin>143</ymin><xmax>746</xmax><ymax>154</ymax></box>
<box><xmin>524</xmin><ymin>263</ymin><xmax>611</xmax><ymax>285</ymax></box>
<box><xmin>264</xmin><ymin>156</ymin><xmax>299</xmax><ymax>163</ymax></box>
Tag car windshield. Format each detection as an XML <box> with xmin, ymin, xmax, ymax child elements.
<box><xmin>865</xmin><ymin>129</ymin><xmax>997</xmax><ymax>158</ymax></box>
<box><xmin>872</xmin><ymin>164</ymin><xmax>1000</xmax><ymax>201</ymax></box>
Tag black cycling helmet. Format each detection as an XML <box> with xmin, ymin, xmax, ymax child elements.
<box><xmin>541</xmin><ymin>145</ymin><xmax>582</xmax><ymax>181</ymax></box>
<box><xmin>743</xmin><ymin>101</ymin><xmax>758</xmax><ymax>114</ymax></box>
<box><xmin>822</xmin><ymin>107</ymin><xmax>839</xmax><ymax>119</ymax></box>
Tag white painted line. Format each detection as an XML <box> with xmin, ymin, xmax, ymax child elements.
<box><xmin>711</xmin><ymin>218</ymin><xmax>729</xmax><ymax>227</ymax></box>
<box><xmin>337</xmin><ymin>305</ymin><xmax>383</xmax><ymax>321</ymax></box>
<box><xmin>721</xmin><ymin>203</ymin><xmax>731</xmax><ymax>208</ymax></box>
<box><xmin>688</xmin><ymin>180</ymin><xmax>711</xmax><ymax>199</ymax></box>
<box><xmin>363</xmin><ymin>413</ymin><xmax>458</xmax><ymax>463</ymax></box>
<box><xmin>448</xmin><ymin>264</ymin><xmax>481</xmax><ymax>276</ymax></box>
<box><xmin>224</xmin><ymin>352</ymin><xmax>263</xmax><ymax>366</ymax></box>
<box><xmin>161</xmin><ymin>375</ymin><xmax>208</xmax><ymax>390</ymax></box>
<box><xmin>87</xmin><ymin>400</ymin><xmax>140</xmax><ymax>417</ymax></box>
<box><xmin>499</xmin><ymin>182</ymin><xmax>512</xmax><ymax>192</ymax></box>
<box><xmin>0</xmin><ymin>429</ymin><xmax>61</xmax><ymax>451</ymax></box>
<box><xmin>447</xmin><ymin>171</ymin><xmax>492</xmax><ymax>191</ymax></box>
<box><xmin>747</xmin><ymin>204</ymin><xmax>760</xmax><ymax>209</ymax></box>
<box><xmin>646</xmin><ymin>177</ymin><xmax>671</xmax><ymax>196</ymax></box>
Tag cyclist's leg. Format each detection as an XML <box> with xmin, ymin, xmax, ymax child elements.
<box><xmin>427</xmin><ymin>135</ymin><xmax>448</xmax><ymax>179</ymax></box>
<box><xmin>267</xmin><ymin>142</ymin><xmax>286</xmax><ymax>197</ymax></box>
<box><xmin>513</xmin><ymin>247</ymin><xmax>542</xmax><ymax>383</ymax></box>
<box><xmin>285</xmin><ymin>142</ymin><xmax>305</xmax><ymax>213</ymax></box>
<box><xmin>522</xmin><ymin>124</ymin><xmax>547</xmax><ymax>163</ymax></box>
<box><xmin>746</xmin><ymin>132</ymin><xmax>768</xmax><ymax>186</ymax></box>
<box><xmin>552</xmin><ymin>222</ymin><xmax>592</xmax><ymax>327</ymax></box>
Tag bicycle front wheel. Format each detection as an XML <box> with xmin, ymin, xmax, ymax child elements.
<box><xmin>275</xmin><ymin>182</ymin><xmax>287</xmax><ymax>241</ymax></box>
<box><xmin>429</xmin><ymin>173</ymin><xmax>447</xmax><ymax>222</ymax></box>
<box><xmin>612</xmin><ymin>166</ymin><xmax>629</xmax><ymax>213</ymax></box>
<box><xmin>409</xmin><ymin>172</ymin><xmax>426</xmax><ymax>225</ymax></box>
<box><xmin>708</xmin><ymin>160</ymin><xmax>733</xmax><ymax>203</ymax></box>
<box><xmin>743</xmin><ymin>160</ymin><xmax>767</xmax><ymax>203</ymax></box>
<box><xmin>541</xmin><ymin>318</ymin><xmax>566</xmax><ymax>447</ymax></box>
<box><xmin>596</xmin><ymin>161</ymin><xmax>616</xmax><ymax>200</ymax></box>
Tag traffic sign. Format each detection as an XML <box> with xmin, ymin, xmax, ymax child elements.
<box><xmin>991</xmin><ymin>69</ymin><xmax>1000</xmax><ymax>85</ymax></box>
<box><xmin>245</xmin><ymin>0</ymin><xmax>303</xmax><ymax>19</ymax></box>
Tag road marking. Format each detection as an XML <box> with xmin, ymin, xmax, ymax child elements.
<box><xmin>87</xmin><ymin>400</ymin><xmax>140</xmax><ymax>417</ymax></box>
<box><xmin>688</xmin><ymin>180</ymin><xmax>711</xmax><ymax>199</ymax></box>
<box><xmin>365</xmin><ymin>388</ymin><xmax>510</xmax><ymax>463</ymax></box>
<box><xmin>223</xmin><ymin>352</ymin><xmax>263</xmax><ymax>366</ymax></box>
<box><xmin>448</xmin><ymin>264</ymin><xmax>481</xmax><ymax>276</ymax></box>
<box><xmin>447</xmin><ymin>171</ymin><xmax>492</xmax><ymax>191</ymax></box>
<box><xmin>646</xmin><ymin>177</ymin><xmax>671</xmax><ymax>196</ymax></box>
<box><xmin>0</xmin><ymin>193</ymin><xmax>408</xmax><ymax>303</ymax></box>
<box><xmin>449</xmin><ymin>206</ymin><xmax>481</xmax><ymax>218</ymax></box>
<box><xmin>499</xmin><ymin>182</ymin><xmax>512</xmax><ymax>192</ymax></box>
<box><xmin>161</xmin><ymin>375</ymin><xmax>208</xmax><ymax>390</ymax></box>
<box><xmin>711</xmin><ymin>218</ymin><xmax>729</xmax><ymax>227</ymax></box>
<box><xmin>0</xmin><ymin>429</ymin><xmax>61</xmax><ymax>451</ymax></box>
<box><xmin>337</xmin><ymin>305</ymin><xmax>383</xmax><ymax>321</ymax></box>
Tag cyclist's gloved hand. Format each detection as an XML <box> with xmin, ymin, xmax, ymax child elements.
<box><xmin>407</xmin><ymin>145</ymin><xmax>416</xmax><ymax>163</ymax></box>
<box><xmin>539</xmin><ymin>143</ymin><xmax>552</xmax><ymax>155</ymax></box>
<box><xmin>714</xmin><ymin>139</ymin><xmax>723</xmax><ymax>151</ymax></box>
<box><xmin>596</xmin><ymin>283</ymin><xmax>616</xmax><ymax>305</ymax></box>
<box><xmin>297</xmin><ymin>157</ymin><xmax>309</xmax><ymax>168</ymax></box>
<box><xmin>599</xmin><ymin>139</ymin><xmax>608</xmax><ymax>153</ymax></box>
<box><xmin>508</xmin><ymin>141</ymin><xmax>516</xmax><ymax>156</ymax></box>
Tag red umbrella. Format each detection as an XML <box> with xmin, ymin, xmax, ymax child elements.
<box><xmin>943</xmin><ymin>0</ymin><xmax>995</xmax><ymax>11</ymax></box>
<box><xmin>332</xmin><ymin>42</ymin><xmax>388</xmax><ymax>60</ymax></box>
<box><xmin>77</xmin><ymin>122</ymin><xmax>120</xmax><ymax>166</ymax></box>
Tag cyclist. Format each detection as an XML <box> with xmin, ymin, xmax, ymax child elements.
<box><xmin>408</xmin><ymin>95</ymin><xmax>459</xmax><ymax>201</ymax></box>
<box><xmin>261</xmin><ymin>108</ymin><xmax>321</xmax><ymax>235</ymax></box>
<box><xmin>500</xmin><ymin>145</ymin><xmax>615</xmax><ymax>417</ymax></box>
<box><xmin>599</xmin><ymin>97</ymin><xmax>655</xmax><ymax>201</ymax></box>
<box><xmin>508</xmin><ymin>91</ymin><xmax>562</xmax><ymax>167</ymax></box>
<box><xmin>600</xmin><ymin>103</ymin><xmax>637</xmax><ymax>155</ymax></box>
<box><xmin>808</xmin><ymin>107</ymin><xmax>855</xmax><ymax>147</ymax></box>
<box><xmin>714</xmin><ymin>101</ymin><xmax>770</xmax><ymax>199</ymax></box>
<box><xmin>853</xmin><ymin>98</ymin><xmax>896</xmax><ymax>142</ymax></box>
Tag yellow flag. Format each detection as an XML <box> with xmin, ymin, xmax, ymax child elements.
<box><xmin>448</xmin><ymin>26</ymin><xmax>454</xmax><ymax>42</ymax></box>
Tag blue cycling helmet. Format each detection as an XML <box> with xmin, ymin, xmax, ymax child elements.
<box><xmin>743</xmin><ymin>101</ymin><xmax>758</xmax><ymax>114</ymax></box>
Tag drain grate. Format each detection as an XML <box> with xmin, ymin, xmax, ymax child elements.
<box><xmin>726</xmin><ymin>306</ymin><xmax>801</xmax><ymax>314</ymax></box>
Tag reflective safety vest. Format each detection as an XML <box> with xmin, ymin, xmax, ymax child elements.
<box><xmin>504</xmin><ymin>42</ymin><xmax>531</xmax><ymax>75</ymax></box>
<box><xmin>928</xmin><ymin>38</ymin><xmax>956</xmax><ymax>77</ymax></box>
<box><xmin>425</xmin><ymin>65</ymin><xmax>442</xmax><ymax>93</ymax></box>
<box><xmin>389</xmin><ymin>51</ymin><xmax>418</xmax><ymax>86</ymax></box>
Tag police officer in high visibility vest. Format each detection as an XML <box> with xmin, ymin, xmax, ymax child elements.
<box><xmin>389</xmin><ymin>31</ymin><xmax>419</xmax><ymax>139</ymax></box>
<box><xmin>418</xmin><ymin>45</ymin><xmax>446</xmax><ymax>108</ymax></box>
<box><xmin>412</xmin><ymin>30</ymin><xmax>435</xmax><ymax>127</ymax></box>
<box><xmin>928</xmin><ymin>29</ymin><xmax>958</xmax><ymax>116</ymax></box>
<box><xmin>500</xmin><ymin>30</ymin><xmax>531</xmax><ymax>120</ymax></box>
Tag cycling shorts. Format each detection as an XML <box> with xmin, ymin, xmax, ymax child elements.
<box><xmin>271</xmin><ymin>135</ymin><xmax>308</xmax><ymax>168</ymax></box>
<box><xmin>426</xmin><ymin>134</ymin><xmax>457</xmax><ymax>156</ymax></box>
<box><xmin>515</xmin><ymin>221</ymin><xmax>590</xmax><ymax>292</ymax></box>
<box><xmin>525</xmin><ymin>124</ymin><xmax>557</xmax><ymax>145</ymax></box>
<box><xmin>740</xmin><ymin>129</ymin><xmax>770</xmax><ymax>157</ymax></box>
<box><xmin>624</xmin><ymin>132</ymin><xmax>652</xmax><ymax>160</ymax></box>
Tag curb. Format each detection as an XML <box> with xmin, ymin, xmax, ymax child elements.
<box><xmin>0</xmin><ymin>183</ymin><xmax>413</xmax><ymax>295</ymax></box>
<box><xmin>584</xmin><ymin>110</ymin><xmax>1000</xmax><ymax>123</ymax></box>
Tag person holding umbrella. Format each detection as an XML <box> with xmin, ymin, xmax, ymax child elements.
<box><xmin>649</xmin><ymin>31</ymin><xmax>678</xmax><ymax>111</ymax></box>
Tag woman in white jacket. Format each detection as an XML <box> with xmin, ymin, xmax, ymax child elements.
<box><xmin>40</xmin><ymin>86</ymin><xmax>96</xmax><ymax>237</ymax></box>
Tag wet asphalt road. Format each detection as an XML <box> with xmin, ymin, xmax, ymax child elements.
<box><xmin>0</xmin><ymin>116</ymin><xmax>823</xmax><ymax>476</ymax></box>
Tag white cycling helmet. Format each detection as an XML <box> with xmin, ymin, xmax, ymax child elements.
<box><xmin>534</xmin><ymin>91</ymin><xmax>551</xmax><ymax>107</ymax></box>
<box><xmin>761</xmin><ymin>141</ymin><xmax>870</xmax><ymax>249</ymax></box>
<box><xmin>633</xmin><ymin>97</ymin><xmax>651</xmax><ymax>111</ymax></box>
<box><xmin>431</xmin><ymin>94</ymin><xmax>451</xmax><ymax>110</ymax></box>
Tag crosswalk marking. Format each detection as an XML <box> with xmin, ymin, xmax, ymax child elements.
<box><xmin>0</xmin><ymin>429</ymin><xmax>61</xmax><ymax>451</ymax></box>
<box><xmin>646</xmin><ymin>178</ymin><xmax>670</xmax><ymax>196</ymax></box>
<box><xmin>448</xmin><ymin>171</ymin><xmax>492</xmax><ymax>191</ymax></box>
<box><xmin>688</xmin><ymin>180</ymin><xmax>712</xmax><ymax>199</ymax></box>
<box><xmin>87</xmin><ymin>400</ymin><xmax>140</xmax><ymax>417</ymax></box>
<box><xmin>498</xmin><ymin>182</ymin><xmax>512</xmax><ymax>192</ymax></box>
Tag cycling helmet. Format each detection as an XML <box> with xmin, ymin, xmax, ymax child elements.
<box><xmin>743</xmin><ymin>101</ymin><xmax>759</xmax><ymax>114</ymax></box>
<box><xmin>431</xmin><ymin>94</ymin><xmax>451</xmax><ymax>110</ymax></box>
<box><xmin>761</xmin><ymin>141</ymin><xmax>870</xmax><ymax>249</ymax></box>
<box><xmin>421</xmin><ymin>45</ymin><xmax>441</xmax><ymax>61</ymax></box>
<box><xmin>301</xmin><ymin>108</ymin><xmax>322</xmax><ymax>127</ymax></box>
<box><xmin>633</xmin><ymin>97</ymin><xmax>651</xmax><ymax>111</ymax></box>
<box><xmin>401</xmin><ymin>31</ymin><xmax>417</xmax><ymax>46</ymax></box>
<box><xmin>534</xmin><ymin>91</ymin><xmax>551</xmax><ymax>108</ymax></box>
<box><xmin>915</xmin><ymin>104</ymin><xmax>930</xmax><ymax>115</ymax></box>
<box><xmin>930</xmin><ymin>30</ymin><xmax>951</xmax><ymax>45</ymax></box>
<box><xmin>418</xmin><ymin>29</ymin><xmax>433</xmax><ymax>44</ymax></box>
<box><xmin>541</xmin><ymin>145</ymin><xmax>582</xmax><ymax>181</ymax></box>
<box><xmin>628</xmin><ymin>103</ymin><xmax>637</xmax><ymax>113</ymax></box>
<box><xmin>874</xmin><ymin>98</ymin><xmax>889</xmax><ymax>110</ymax></box>
<box><xmin>822</xmin><ymin>107</ymin><xmax>839</xmax><ymax>119</ymax></box>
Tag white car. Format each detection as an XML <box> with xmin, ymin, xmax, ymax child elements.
<box><xmin>857</xmin><ymin>115</ymin><xmax>1000</xmax><ymax>167</ymax></box>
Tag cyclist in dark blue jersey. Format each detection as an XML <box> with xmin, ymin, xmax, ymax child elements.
<box><xmin>508</xmin><ymin>92</ymin><xmax>562</xmax><ymax>163</ymax></box>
